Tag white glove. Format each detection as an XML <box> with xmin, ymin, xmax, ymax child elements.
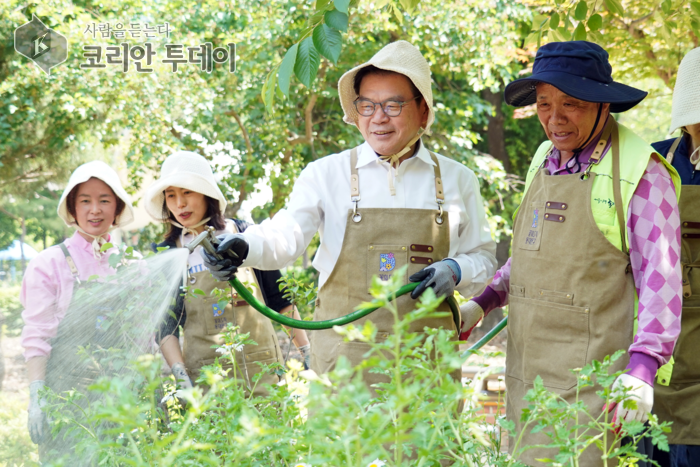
<box><xmin>460</xmin><ymin>301</ymin><xmax>484</xmax><ymax>332</ymax></box>
<box><xmin>609</xmin><ymin>374</ymin><xmax>653</xmax><ymax>424</ymax></box>
<box><xmin>28</xmin><ymin>380</ymin><xmax>48</xmax><ymax>444</ymax></box>
<box><xmin>171</xmin><ymin>362</ymin><xmax>193</xmax><ymax>389</ymax></box>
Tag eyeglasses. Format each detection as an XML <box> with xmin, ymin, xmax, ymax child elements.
<box><xmin>353</xmin><ymin>96</ymin><xmax>420</xmax><ymax>117</ymax></box>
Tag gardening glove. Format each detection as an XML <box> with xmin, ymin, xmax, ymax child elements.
<box><xmin>298</xmin><ymin>344</ymin><xmax>312</xmax><ymax>370</ymax></box>
<box><xmin>28</xmin><ymin>380</ymin><xmax>48</xmax><ymax>445</ymax></box>
<box><xmin>409</xmin><ymin>259</ymin><xmax>461</xmax><ymax>299</ymax></box>
<box><xmin>200</xmin><ymin>233</ymin><xmax>249</xmax><ymax>282</ymax></box>
<box><xmin>459</xmin><ymin>300</ymin><xmax>484</xmax><ymax>340</ymax></box>
<box><xmin>607</xmin><ymin>374</ymin><xmax>654</xmax><ymax>426</ymax></box>
<box><xmin>171</xmin><ymin>362</ymin><xmax>193</xmax><ymax>390</ymax></box>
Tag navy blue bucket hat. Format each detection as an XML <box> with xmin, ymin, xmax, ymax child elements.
<box><xmin>504</xmin><ymin>41</ymin><xmax>647</xmax><ymax>113</ymax></box>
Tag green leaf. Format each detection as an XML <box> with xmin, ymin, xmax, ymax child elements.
<box><xmin>87</xmin><ymin>274</ymin><xmax>100</xmax><ymax>282</ymax></box>
<box><xmin>574</xmin><ymin>0</ymin><xmax>588</xmax><ymax>21</ymax></box>
<box><xmin>262</xmin><ymin>66</ymin><xmax>279</xmax><ymax>114</ymax></box>
<box><xmin>316</xmin><ymin>0</ymin><xmax>331</xmax><ymax>11</ymax></box>
<box><xmin>156</xmin><ymin>246</ymin><xmax>170</xmax><ymax>252</ymax></box>
<box><xmin>661</xmin><ymin>0</ymin><xmax>672</xmax><ymax>15</ymax></box>
<box><xmin>312</xmin><ymin>24</ymin><xmax>342</xmax><ymax>64</ymax></box>
<box><xmin>193</xmin><ymin>288</ymin><xmax>205</xmax><ymax>296</ymax></box>
<box><xmin>531</xmin><ymin>14</ymin><xmax>549</xmax><ymax>31</ymax></box>
<box><xmin>549</xmin><ymin>12</ymin><xmax>560</xmax><ymax>30</ymax></box>
<box><xmin>278</xmin><ymin>43</ymin><xmax>298</xmax><ymax>97</ymax></box>
<box><xmin>333</xmin><ymin>0</ymin><xmax>349</xmax><ymax>14</ymax></box>
<box><xmin>108</xmin><ymin>254</ymin><xmax>121</xmax><ymax>269</ymax></box>
<box><xmin>573</xmin><ymin>22</ymin><xmax>587</xmax><ymax>40</ymax></box>
<box><xmin>325</xmin><ymin>9</ymin><xmax>348</xmax><ymax>31</ymax></box>
<box><xmin>100</xmin><ymin>242</ymin><xmax>114</xmax><ymax>252</ymax></box>
<box><xmin>604</xmin><ymin>0</ymin><xmax>624</xmax><ymax>16</ymax></box>
<box><xmin>557</xmin><ymin>26</ymin><xmax>572</xmax><ymax>40</ymax></box>
<box><xmin>692</xmin><ymin>1</ymin><xmax>700</xmax><ymax>17</ymax></box>
<box><xmin>398</xmin><ymin>0</ymin><xmax>420</xmax><ymax>14</ymax></box>
<box><xmin>588</xmin><ymin>13</ymin><xmax>603</xmax><ymax>31</ymax></box>
<box><xmin>294</xmin><ymin>37</ymin><xmax>320</xmax><ymax>87</ymax></box>
<box><xmin>375</xmin><ymin>0</ymin><xmax>391</xmax><ymax>7</ymax></box>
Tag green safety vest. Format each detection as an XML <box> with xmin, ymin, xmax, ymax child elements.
<box><xmin>519</xmin><ymin>120</ymin><xmax>681</xmax><ymax>384</ymax></box>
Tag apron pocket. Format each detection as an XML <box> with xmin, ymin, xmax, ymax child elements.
<box><xmin>202</xmin><ymin>296</ymin><xmax>236</xmax><ymax>336</ymax></box>
<box><xmin>367</xmin><ymin>244</ymin><xmax>408</xmax><ymax>294</ymax></box>
<box><xmin>507</xmin><ymin>295</ymin><xmax>590</xmax><ymax>391</ymax></box>
<box><xmin>517</xmin><ymin>201</ymin><xmax>545</xmax><ymax>251</ymax></box>
<box><xmin>538</xmin><ymin>289</ymin><xmax>574</xmax><ymax>306</ymax></box>
<box><xmin>672</xmin><ymin>306</ymin><xmax>700</xmax><ymax>383</ymax></box>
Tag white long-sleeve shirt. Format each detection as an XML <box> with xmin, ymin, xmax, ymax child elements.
<box><xmin>241</xmin><ymin>141</ymin><xmax>498</xmax><ymax>296</ymax></box>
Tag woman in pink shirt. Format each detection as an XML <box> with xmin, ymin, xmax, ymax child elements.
<box><xmin>20</xmin><ymin>161</ymin><xmax>134</xmax><ymax>455</ymax></box>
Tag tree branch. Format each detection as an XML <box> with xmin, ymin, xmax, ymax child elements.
<box><xmin>225</xmin><ymin>108</ymin><xmax>255</xmax><ymax>216</ymax></box>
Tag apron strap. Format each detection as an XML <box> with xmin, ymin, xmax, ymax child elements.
<box><xmin>665</xmin><ymin>136</ymin><xmax>682</xmax><ymax>165</ymax></box>
<box><xmin>350</xmin><ymin>147</ymin><xmax>360</xmax><ymax>199</ymax></box>
<box><xmin>610</xmin><ymin>119</ymin><xmax>628</xmax><ymax>255</ymax></box>
<box><xmin>59</xmin><ymin>243</ymin><xmax>81</xmax><ymax>284</ymax></box>
<box><xmin>428</xmin><ymin>151</ymin><xmax>445</xmax><ymax>202</ymax></box>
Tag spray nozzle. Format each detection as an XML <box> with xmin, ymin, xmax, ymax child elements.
<box><xmin>185</xmin><ymin>226</ymin><xmax>224</xmax><ymax>260</ymax></box>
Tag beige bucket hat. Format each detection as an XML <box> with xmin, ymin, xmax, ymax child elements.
<box><xmin>144</xmin><ymin>150</ymin><xmax>227</xmax><ymax>222</ymax></box>
<box><xmin>57</xmin><ymin>160</ymin><xmax>134</xmax><ymax>228</ymax></box>
<box><xmin>338</xmin><ymin>40</ymin><xmax>435</xmax><ymax>135</ymax></box>
<box><xmin>670</xmin><ymin>47</ymin><xmax>700</xmax><ymax>134</ymax></box>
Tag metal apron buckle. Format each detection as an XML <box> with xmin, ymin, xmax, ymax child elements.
<box><xmin>436</xmin><ymin>200</ymin><xmax>444</xmax><ymax>225</ymax></box>
<box><xmin>352</xmin><ymin>196</ymin><xmax>362</xmax><ymax>223</ymax></box>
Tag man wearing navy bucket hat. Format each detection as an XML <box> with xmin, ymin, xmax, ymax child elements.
<box><xmin>459</xmin><ymin>41</ymin><xmax>683</xmax><ymax>465</ymax></box>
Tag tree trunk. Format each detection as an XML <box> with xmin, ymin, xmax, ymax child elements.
<box><xmin>481</xmin><ymin>86</ymin><xmax>510</xmax><ymax>332</ymax></box>
<box><xmin>483</xmin><ymin>87</ymin><xmax>510</xmax><ymax>173</ymax></box>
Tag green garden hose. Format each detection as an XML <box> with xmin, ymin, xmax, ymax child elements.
<box><xmin>229</xmin><ymin>276</ymin><xmax>461</xmax><ymax>331</ymax></box>
<box><xmin>188</xmin><ymin>227</ymin><xmax>506</xmax><ymax>349</ymax></box>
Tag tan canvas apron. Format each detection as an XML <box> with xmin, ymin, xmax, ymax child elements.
<box><xmin>310</xmin><ymin>147</ymin><xmax>460</xmax><ymax>395</ymax></box>
<box><xmin>178</xmin><ymin>238</ymin><xmax>283</xmax><ymax>396</ymax></box>
<box><xmin>655</xmin><ymin>137</ymin><xmax>700</xmax><ymax>445</ymax></box>
<box><xmin>507</xmin><ymin>123</ymin><xmax>635</xmax><ymax>466</ymax></box>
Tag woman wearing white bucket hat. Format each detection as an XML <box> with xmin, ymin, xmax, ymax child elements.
<box><xmin>650</xmin><ymin>47</ymin><xmax>700</xmax><ymax>467</ymax></box>
<box><xmin>201</xmin><ymin>41</ymin><xmax>497</xmax><ymax>397</ymax></box>
<box><xmin>144</xmin><ymin>151</ymin><xmax>310</xmax><ymax>395</ymax></box>
<box><xmin>20</xmin><ymin>161</ymin><xmax>134</xmax><ymax>455</ymax></box>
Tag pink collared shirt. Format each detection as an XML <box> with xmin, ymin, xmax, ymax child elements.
<box><xmin>473</xmin><ymin>129</ymin><xmax>682</xmax><ymax>387</ymax></box>
<box><xmin>20</xmin><ymin>231</ymin><xmax>119</xmax><ymax>361</ymax></box>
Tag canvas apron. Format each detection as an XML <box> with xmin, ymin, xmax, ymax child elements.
<box><xmin>310</xmin><ymin>147</ymin><xmax>460</xmax><ymax>395</ymax></box>
<box><xmin>655</xmin><ymin>137</ymin><xmax>700</xmax><ymax>445</ymax></box>
<box><xmin>507</xmin><ymin>123</ymin><xmax>635</xmax><ymax>466</ymax></box>
<box><xmin>178</xmin><ymin>238</ymin><xmax>283</xmax><ymax>396</ymax></box>
<box><xmin>42</xmin><ymin>243</ymin><xmax>115</xmax><ymax>465</ymax></box>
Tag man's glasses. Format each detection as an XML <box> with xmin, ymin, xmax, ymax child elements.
<box><xmin>353</xmin><ymin>96</ymin><xmax>420</xmax><ymax>117</ymax></box>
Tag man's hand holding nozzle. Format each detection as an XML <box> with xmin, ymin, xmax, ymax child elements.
<box><xmin>200</xmin><ymin>233</ymin><xmax>249</xmax><ymax>282</ymax></box>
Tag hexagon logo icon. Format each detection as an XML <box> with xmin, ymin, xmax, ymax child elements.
<box><xmin>14</xmin><ymin>14</ymin><xmax>68</xmax><ymax>75</ymax></box>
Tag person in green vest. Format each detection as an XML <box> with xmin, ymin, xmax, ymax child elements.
<box><xmin>459</xmin><ymin>41</ymin><xmax>683</xmax><ymax>466</ymax></box>
<box><xmin>650</xmin><ymin>46</ymin><xmax>700</xmax><ymax>467</ymax></box>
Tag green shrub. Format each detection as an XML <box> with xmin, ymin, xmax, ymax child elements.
<box><xmin>38</xmin><ymin>268</ymin><xmax>669</xmax><ymax>466</ymax></box>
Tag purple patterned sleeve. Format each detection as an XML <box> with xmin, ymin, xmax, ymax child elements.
<box><xmin>472</xmin><ymin>258</ymin><xmax>511</xmax><ymax>315</ymax></box>
<box><xmin>626</xmin><ymin>155</ymin><xmax>682</xmax><ymax>386</ymax></box>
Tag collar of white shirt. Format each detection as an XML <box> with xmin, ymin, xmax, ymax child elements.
<box><xmin>355</xmin><ymin>140</ymin><xmax>437</xmax><ymax>169</ymax></box>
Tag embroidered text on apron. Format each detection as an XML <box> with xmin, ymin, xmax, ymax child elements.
<box><xmin>507</xmin><ymin>121</ymin><xmax>635</xmax><ymax>466</ymax></box>
<box><xmin>655</xmin><ymin>136</ymin><xmax>700</xmax><ymax>445</ymax></box>
<box><xmin>310</xmin><ymin>147</ymin><xmax>460</xmax><ymax>395</ymax></box>
<box><xmin>178</xmin><ymin>236</ymin><xmax>283</xmax><ymax>397</ymax></box>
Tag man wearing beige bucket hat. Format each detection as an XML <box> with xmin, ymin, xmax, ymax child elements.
<box><xmin>202</xmin><ymin>41</ymin><xmax>497</xmax><ymax>394</ymax></box>
<box><xmin>650</xmin><ymin>47</ymin><xmax>700</xmax><ymax>467</ymax></box>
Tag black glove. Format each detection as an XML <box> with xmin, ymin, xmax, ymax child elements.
<box><xmin>200</xmin><ymin>233</ymin><xmax>249</xmax><ymax>282</ymax></box>
<box><xmin>409</xmin><ymin>259</ymin><xmax>461</xmax><ymax>299</ymax></box>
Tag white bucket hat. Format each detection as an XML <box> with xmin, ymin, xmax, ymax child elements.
<box><xmin>57</xmin><ymin>160</ymin><xmax>134</xmax><ymax>228</ymax></box>
<box><xmin>337</xmin><ymin>40</ymin><xmax>435</xmax><ymax>136</ymax></box>
<box><xmin>670</xmin><ymin>47</ymin><xmax>700</xmax><ymax>134</ymax></box>
<box><xmin>144</xmin><ymin>151</ymin><xmax>227</xmax><ymax>222</ymax></box>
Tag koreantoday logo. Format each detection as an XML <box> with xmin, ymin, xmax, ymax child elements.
<box><xmin>14</xmin><ymin>14</ymin><xmax>68</xmax><ymax>75</ymax></box>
